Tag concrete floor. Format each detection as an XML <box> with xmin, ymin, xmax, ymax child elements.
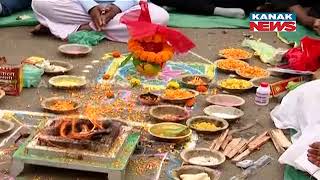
<box><xmin>0</xmin><ymin>26</ymin><xmax>290</xmax><ymax>180</ymax></box>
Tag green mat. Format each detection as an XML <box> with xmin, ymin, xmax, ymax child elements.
<box><xmin>168</xmin><ymin>12</ymin><xmax>249</xmax><ymax>28</ymax></box>
<box><xmin>0</xmin><ymin>10</ymin><xmax>38</xmax><ymax>27</ymax></box>
<box><xmin>277</xmin><ymin>24</ymin><xmax>320</xmax><ymax>46</ymax></box>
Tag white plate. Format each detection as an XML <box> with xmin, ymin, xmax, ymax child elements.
<box><xmin>204</xmin><ymin>105</ymin><xmax>244</xmax><ymax>120</ymax></box>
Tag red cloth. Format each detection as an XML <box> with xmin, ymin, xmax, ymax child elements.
<box><xmin>282</xmin><ymin>36</ymin><xmax>320</xmax><ymax>72</ymax></box>
<box><xmin>120</xmin><ymin>1</ymin><xmax>195</xmax><ymax>53</ymax></box>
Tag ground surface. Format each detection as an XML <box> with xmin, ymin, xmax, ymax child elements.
<box><xmin>0</xmin><ymin>26</ymin><xmax>290</xmax><ymax>180</ymax></box>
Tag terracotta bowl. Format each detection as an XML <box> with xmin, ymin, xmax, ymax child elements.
<box><xmin>180</xmin><ymin>75</ymin><xmax>212</xmax><ymax>89</ymax></box>
<box><xmin>49</xmin><ymin>75</ymin><xmax>87</xmax><ymax>89</ymax></box>
<box><xmin>186</xmin><ymin>116</ymin><xmax>229</xmax><ymax>133</ymax></box>
<box><xmin>180</xmin><ymin>148</ymin><xmax>226</xmax><ymax>167</ymax></box>
<box><xmin>150</xmin><ymin>105</ymin><xmax>190</xmax><ymax>122</ymax></box>
<box><xmin>148</xmin><ymin>122</ymin><xmax>192</xmax><ymax>141</ymax></box>
<box><xmin>138</xmin><ymin>93</ymin><xmax>160</xmax><ymax>106</ymax></box>
<box><xmin>58</xmin><ymin>44</ymin><xmax>92</xmax><ymax>56</ymax></box>
<box><xmin>206</xmin><ymin>94</ymin><xmax>245</xmax><ymax>107</ymax></box>
<box><xmin>161</xmin><ymin>89</ymin><xmax>199</xmax><ymax>105</ymax></box>
<box><xmin>41</xmin><ymin>97</ymin><xmax>81</xmax><ymax>114</ymax></box>
<box><xmin>172</xmin><ymin>165</ymin><xmax>221</xmax><ymax>180</ymax></box>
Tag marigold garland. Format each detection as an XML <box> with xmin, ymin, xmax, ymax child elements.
<box><xmin>128</xmin><ymin>34</ymin><xmax>174</xmax><ymax>65</ymax></box>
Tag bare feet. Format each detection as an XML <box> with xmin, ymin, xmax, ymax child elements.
<box><xmin>308</xmin><ymin>142</ymin><xmax>320</xmax><ymax>167</ymax></box>
<box><xmin>31</xmin><ymin>24</ymin><xmax>50</xmax><ymax>35</ymax></box>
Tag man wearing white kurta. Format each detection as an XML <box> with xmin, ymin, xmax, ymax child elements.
<box><xmin>31</xmin><ymin>0</ymin><xmax>169</xmax><ymax>42</ymax></box>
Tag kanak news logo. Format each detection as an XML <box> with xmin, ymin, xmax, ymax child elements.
<box><xmin>250</xmin><ymin>13</ymin><xmax>296</xmax><ymax>32</ymax></box>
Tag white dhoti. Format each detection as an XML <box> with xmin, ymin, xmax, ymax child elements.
<box><xmin>31</xmin><ymin>0</ymin><xmax>169</xmax><ymax>42</ymax></box>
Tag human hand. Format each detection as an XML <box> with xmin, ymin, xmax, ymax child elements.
<box><xmin>313</xmin><ymin>19</ymin><xmax>320</xmax><ymax>35</ymax></box>
<box><xmin>308</xmin><ymin>142</ymin><xmax>320</xmax><ymax>167</ymax></box>
<box><xmin>89</xmin><ymin>5</ymin><xmax>105</xmax><ymax>31</ymax></box>
<box><xmin>100</xmin><ymin>4</ymin><xmax>121</xmax><ymax>26</ymax></box>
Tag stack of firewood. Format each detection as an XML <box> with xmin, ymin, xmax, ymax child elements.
<box><xmin>210</xmin><ymin>128</ymin><xmax>291</xmax><ymax>162</ymax></box>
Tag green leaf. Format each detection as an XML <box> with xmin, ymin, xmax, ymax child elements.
<box><xmin>119</xmin><ymin>53</ymin><xmax>133</xmax><ymax>68</ymax></box>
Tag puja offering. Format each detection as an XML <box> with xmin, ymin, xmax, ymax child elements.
<box><xmin>218</xmin><ymin>78</ymin><xmax>253</xmax><ymax>93</ymax></box>
<box><xmin>49</xmin><ymin>75</ymin><xmax>87</xmax><ymax>89</ymax></box>
<box><xmin>204</xmin><ymin>105</ymin><xmax>244</xmax><ymax>120</ymax></box>
<box><xmin>150</xmin><ymin>105</ymin><xmax>190</xmax><ymax>122</ymax></box>
<box><xmin>236</xmin><ymin>66</ymin><xmax>270</xmax><ymax>79</ymax></box>
<box><xmin>181</xmin><ymin>75</ymin><xmax>211</xmax><ymax>89</ymax></box>
<box><xmin>186</xmin><ymin>116</ymin><xmax>229</xmax><ymax>133</ymax></box>
<box><xmin>172</xmin><ymin>165</ymin><xmax>221</xmax><ymax>180</ymax></box>
<box><xmin>41</xmin><ymin>97</ymin><xmax>81</xmax><ymax>114</ymax></box>
<box><xmin>0</xmin><ymin>64</ymin><xmax>23</xmax><ymax>96</ymax></box>
<box><xmin>121</xmin><ymin>1</ymin><xmax>195</xmax><ymax>76</ymax></box>
<box><xmin>219</xmin><ymin>48</ymin><xmax>252</xmax><ymax>60</ymax></box>
<box><xmin>161</xmin><ymin>89</ymin><xmax>198</xmax><ymax>104</ymax></box>
<box><xmin>13</xmin><ymin>117</ymin><xmax>139</xmax><ymax>178</ymax></box>
<box><xmin>215</xmin><ymin>59</ymin><xmax>249</xmax><ymax>73</ymax></box>
<box><xmin>58</xmin><ymin>44</ymin><xmax>92</xmax><ymax>56</ymax></box>
<box><xmin>0</xmin><ymin>119</ymin><xmax>14</xmax><ymax>134</ymax></box>
<box><xmin>37</xmin><ymin>60</ymin><xmax>73</xmax><ymax>74</ymax></box>
<box><xmin>148</xmin><ymin>122</ymin><xmax>192</xmax><ymax>140</ymax></box>
<box><xmin>206</xmin><ymin>94</ymin><xmax>245</xmax><ymax>107</ymax></box>
<box><xmin>180</xmin><ymin>148</ymin><xmax>226</xmax><ymax>167</ymax></box>
<box><xmin>138</xmin><ymin>92</ymin><xmax>160</xmax><ymax>106</ymax></box>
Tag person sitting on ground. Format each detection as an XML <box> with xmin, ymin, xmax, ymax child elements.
<box><xmin>0</xmin><ymin>0</ymin><xmax>31</xmax><ymax>17</ymax></box>
<box><xmin>31</xmin><ymin>0</ymin><xmax>169</xmax><ymax>43</ymax></box>
<box><xmin>308</xmin><ymin>142</ymin><xmax>320</xmax><ymax>167</ymax></box>
<box><xmin>274</xmin><ymin>0</ymin><xmax>320</xmax><ymax>34</ymax></box>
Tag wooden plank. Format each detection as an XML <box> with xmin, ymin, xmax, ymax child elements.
<box><xmin>223</xmin><ymin>138</ymin><xmax>241</xmax><ymax>156</ymax></box>
<box><xmin>232</xmin><ymin>149</ymin><xmax>251</xmax><ymax>162</ymax></box>
<box><xmin>214</xmin><ymin>129</ymin><xmax>229</xmax><ymax>151</ymax></box>
<box><xmin>248</xmin><ymin>131</ymin><xmax>268</xmax><ymax>147</ymax></box>
<box><xmin>221</xmin><ymin>135</ymin><xmax>232</xmax><ymax>150</ymax></box>
<box><xmin>227</xmin><ymin>139</ymin><xmax>248</xmax><ymax>159</ymax></box>
<box><xmin>248</xmin><ymin>136</ymin><xmax>270</xmax><ymax>151</ymax></box>
<box><xmin>269</xmin><ymin>130</ymin><xmax>285</xmax><ymax>153</ymax></box>
<box><xmin>272</xmin><ymin>129</ymin><xmax>292</xmax><ymax>148</ymax></box>
<box><xmin>238</xmin><ymin>136</ymin><xmax>256</xmax><ymax>154</ymax></box>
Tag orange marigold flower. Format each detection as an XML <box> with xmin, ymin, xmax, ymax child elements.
<box><xmin>153</xmin><ymin>34</ymin><xmax>163</xmax><ymax>43</ymax></box>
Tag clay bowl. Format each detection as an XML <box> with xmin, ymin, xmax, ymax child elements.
<box><xmin>138</xmin><ymin>92</ymin><xmax>160</xmax><ymax>106</ymax></box>
<box><xmin>0</xmin><ymin>119</ymin><xmax>14</xmax><ymax>135</ymax></box>
<box><xmin>215</xmin><ymin>59</ymin><xmax>249</xmax><ymax>74</ymax></box>
<box><xmin>217</xmin><ymin>79</ymin><xmax>253</xmax><ymax>94</ymax></box>
<box><xmin>236</xmin><ymin>68</ymin><xmax>270</xmax><ymax>80</ymax></box>
<box><xmin>41</xmin><ymin>97</ymin><xmax>81</xmax><ymax>114</ymax></box>
<box><xmin>58</xmin><ymin>44</ymin><xmax>92</xmax><ymax>56</ymax></box>
<box><xmin>204</xmin><ymin>105</ymin><xmax>244</xmax><ymax>121</ymax></box>
<box><xmin>161</xmin><ymin>89</ymin><xmax>199</xmax><ymax>105</ymax></box>
<box><xmin>186</xmin><ymin>116</ymin><xmax>229</xmax><ymax>134</ymax></box>
<box><xmin>180</xmin><ymin>148</ymin><xmax>226</xmax><ymax>167</ymax></box>
<box><xmin>206</xmin><ymin>94</ymin><xmax>245</xmax><ymax>107</ymax></box>
<box><xmin>149</xmin><ymin>105</ymin><xmax>190</xmax><ymax>122</ymax></box>
<box><xmin>172</xmin><ymin>165</ymin><xmax>221</xmax><ymax>180</ymax></box>
<box><xmin>49</xmin><ymin>75</ymin><xmax>87</xmax><ymax>89</ymax></box>
<box><xmin>180</xmin><ymin>75</ymin><xmax>212</xmax><ymax>89</ymax></box>
<box><xmin>148</xmin><ymin>122</ymin><xmax>192</xmax><ymax>141</ymax></box>
<box><xmin>44</xmin><ymin>60</ymin><xmax>74</xmax><ymax>75</ymax></box>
